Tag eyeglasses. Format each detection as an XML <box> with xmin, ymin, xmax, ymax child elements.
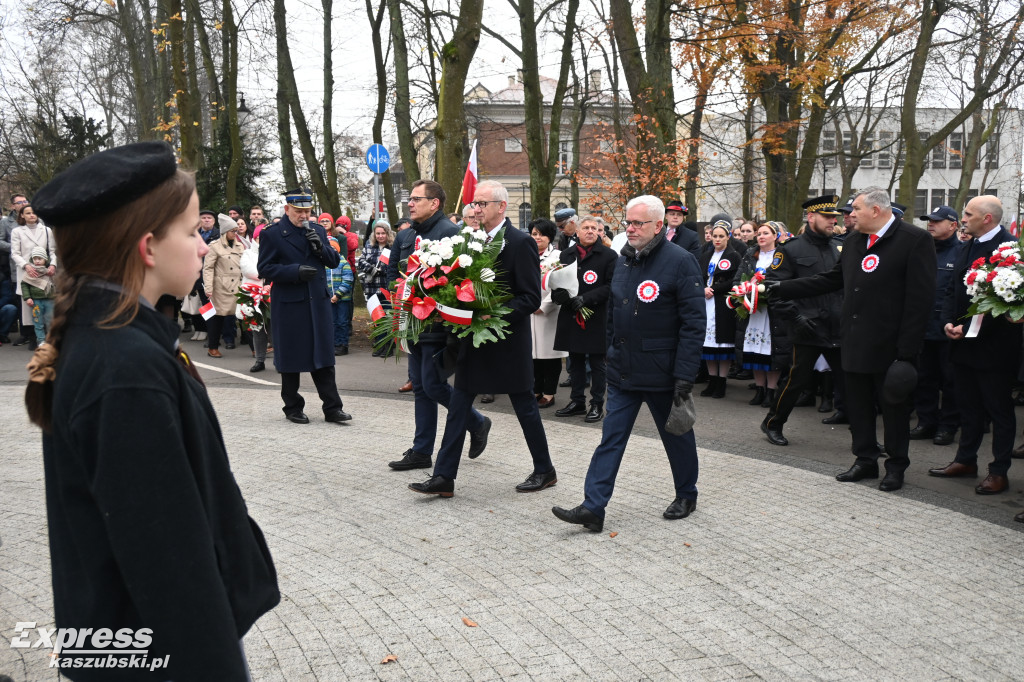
<box><xmin>622</xmin><ymin>220</ymin><xmax>652</xmax><ymax>229</ymax></box>
<box><xmin>408</xmin><ymin>195</ymin><xmax>434</xmax><ymax>204</ymax></box>
<box><xmin>13</xmin><ymin>199</ymin><xmax>27</xmax><ymax>205</ymax></box>
<box><xmin>471</xmin><ymin>200</ymin><xmax>500</xmax><ymax>208</ymax></box>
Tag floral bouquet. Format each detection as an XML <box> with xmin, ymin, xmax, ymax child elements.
<box><xmin>726</xmin><ymin>270</ymin><xmax>766</xmax><ymax>320</ymax></box>
<box><xmin>539</xmin><ymin>257</ymin><xmax>596</xmax><ymax>326</ymax></box>
<box><xmin>367</xmin><ymin>226</ymin><xmax>513</xmax><ymax>349</ymax></box>
<box><xmin>964</xmin><ymin>239</ymin><xmax>1024</xmax><ymax>321</ymax></box>
<box><xmin>235</xmin><ymin>282</ymin><xmax>271</xmax><ymax>331</ymax></box>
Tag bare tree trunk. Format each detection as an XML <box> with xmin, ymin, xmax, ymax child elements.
<box><xmin>367</xmin><ymin>0</ymin><xmax>398</xmax><ymax>222</ymax></box>
<box><xmin>953</xmin><ymin>105</ymin><xmax>1002</xmax><ymax>209</ymax></box>
<box><xmin>275</xmin><ymin>2</ymin><xmax>297</xmax><ymax>190</ymax></box>
<box><xmin>434</xmin><ymin>0</ymin><xmax>483</xmax><ymax>211</ymax></box>
<box><xmin>322</xmin><ymin>0</ymin><xmax>340</xmax><ymax>216</ymax></box>
<box><xmin>166</xmin><ymin>0</ymin><xmax>199</xmax><ymax>168</ymax></box>
<box><xmin>224</xmin><ymin>0</ymin><xmax>242</xmax><ymax>205</ymax></box>
<box><xmin>388</xmin><ymin>0</ymin><xmax>419</xmax><ymax>184</ymax></box>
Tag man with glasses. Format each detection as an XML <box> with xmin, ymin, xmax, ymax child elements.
<box><xmin>409</xmin><ymin>180</ymin><xmax>556</xmax><ymax>497</ymax></box>
<box><xmin>387</xmin><ymin>180</ymin><xmax>491</xmax><ymax>472</ymax></box>
<box><xmin>552</xmin><ymin>195</ymin><xmax>705</xmax><ymax>531</ymax></box>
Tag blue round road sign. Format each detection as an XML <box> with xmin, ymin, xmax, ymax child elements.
<box><xmin>365</xmin><ymin>144</ymin><xmax>390</xmax><ymax>174</ymax></box>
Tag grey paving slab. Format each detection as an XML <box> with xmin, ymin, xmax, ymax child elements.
<box><xmin>2</xmin><ymin>384</ymin><xmax>1024</xmax><ymax>681</ymax></box>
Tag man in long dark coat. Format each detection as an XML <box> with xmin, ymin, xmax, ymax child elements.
<box><xmin>258</xmin><ymin>188</ymin><xmax>351</xmax><ymax>424</ymax></box>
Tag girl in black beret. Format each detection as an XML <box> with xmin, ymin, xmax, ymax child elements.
<box><xmin>25</xmin><ymin>142</ymin><xmax>279</xmax><ymax>681</ymax></box>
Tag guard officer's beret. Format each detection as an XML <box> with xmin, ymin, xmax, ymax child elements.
<box><xmin>554</xmin><ymin>208</ymin><xmax>576</xmax><ymax>222</ymax></box>
<box><xmin>32</xmin><ymin>141</ymin><xmax>178</xmax><ymax>227</ymax></box>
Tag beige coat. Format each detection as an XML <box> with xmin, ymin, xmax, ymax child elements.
<box><xmin>202</xmin><ymin>232</ymin><xmax>244</xmax><ymax>317</ymax></box>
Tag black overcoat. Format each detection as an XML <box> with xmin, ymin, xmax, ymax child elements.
<box><xmin>778</xmin><ymin>218</ymin><xmax>936</xmax><ymax>373</ymax></box>
<box><xmin>44</xmin><ymin>289</ymin><xmax>279</xmax><ymax>681</ymax></box>
<box><xmin>257</xmin><ymin>217</ymin><xmax>340</xmax><ymax>373</ymax></box>
<box><xmin>454</xmin><ymin>219</ymin><xmax>541</xmax><ymax>394</ymax></box>
<box><xmin>765</xmin><ymin>228</ymin><xmax>843</xmax><ymax>348</ymax></box>
<box><xmin>553</xmin><ymin>241</ymin><xmax>617</xmax><ymax>354</ymax></box>
<box><xmin>699</xmin><ymin>245</ymin><xmax>742</xmax><ymax>344</ymax></box>
<box><xmin>669</xmin><ymin>226</ymin><xmax>703</xmax><ymax>261</ymax></box>
<box><xmin>943</xmin><ymin>226</ymin><xmax>1023</xmax><ymax>369</ymax></box>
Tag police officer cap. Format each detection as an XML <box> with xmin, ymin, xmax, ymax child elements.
<box><xmin>554</xmin><ymin>208</ymin><xmax>576</xmax><ymax>222</ymax></box>
<box><xmin>665</xmin><ymin>200</ymin><xmax>688</xmax><ymax>214</ymax></box>
<box><xmin>920</xmin><ymin>205</ymin><xmax>958</xmax><ymax>223</ymax></box>
<box><xmin>838</xmin><ymin>195</ymin><xmax>855</xmax><ymax>214</ymax></box>
<box><xmin>801</xmin><ymin>195</ymin><xmax>841</xmax><ymax>216</ymax></box>
<box><xmin>891</xmin><ymin>202</ymin><xmax>907</xmax><ymax>219</ymax></box>
<box><xmin>284</xmin><ymin>187</ymin><xmax>314</xmax><ymax>208</ymax></box>
<box><xmin>31</xmin><ymin>141</ymin><xmax>178</xmax><ymax>227</ymax></box>
<box><xmin>883</xmin><ymin>360</ymin><xmax>918</xmax><ymax>404</ymax></box>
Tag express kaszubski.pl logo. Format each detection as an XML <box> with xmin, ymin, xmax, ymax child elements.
<box><xmin>10</xmin><ymin>622</ymin><xmax>169</xmax><ymax>672</ymax></box>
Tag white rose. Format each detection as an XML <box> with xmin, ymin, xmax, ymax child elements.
<box><xmin>480</xmin><ymin>268</ymin><xmax>496</xmax><ymax>282</ymax></box>
<box><xmin>458</xmin><ymin>254</ymin><xmax>473</xmax><ymax>268</ymax></box>
<box><xmin>468</xmin><ymin>242</ymin><xmax>484</xmax><ymax>253</ymax></box>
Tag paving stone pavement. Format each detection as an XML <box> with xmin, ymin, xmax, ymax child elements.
<box><xmin>2</xmin><ymin>383</ymin><xmax>1024</xmax><ymax>681</ymax></box>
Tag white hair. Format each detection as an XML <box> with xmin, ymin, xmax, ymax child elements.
<box><xmin>625</xmin><ymin>195</ymin><xmax>666</xmax><ymax>223</ymax></box>
<box><xmin>475</xmin><ymin>180</ymin><xmax>509</xmax><ymax>203</ymax></box>
<box><xmin>855</xmin><ymin>187</ymin><xmax>892</xmax><ymax>211</ymax></box>
<box><xmin>461</xmin><ymin>203</ymin><xmax>475</xmax><ymax>218</ymax></box>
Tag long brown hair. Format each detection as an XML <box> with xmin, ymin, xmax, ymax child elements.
<box><xmin>26</xmin><ymin>170</ymin><xmax>196</xmax><ymax>431</ymax></box>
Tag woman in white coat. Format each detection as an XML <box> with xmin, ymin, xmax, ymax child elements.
<box><xmin>241</xmin><ymin>224</ymin><xmax>270</xmax><ymax>372</ymax></box>
<box><xmin>530</xmin><ymin>218</ymin><xmax>567</xmax><ymax>408</ymax></box>
<box><xmin>11</xmin><ymin>204</ymin><xmax>56</xmax><ymax>348</ymax></box>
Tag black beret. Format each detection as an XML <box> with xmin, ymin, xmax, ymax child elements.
<box><xmin>32</xmin><ymin>141</ymin><xmax>178</xmax><ymax>227</ymax></box>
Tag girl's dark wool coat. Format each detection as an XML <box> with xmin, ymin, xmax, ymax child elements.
<box><xmin>699</xmin><ymin>245</ymin><xmax>743</xmax><ymax>344</ymax></box>
<box><xmin>44</xmin><ymin>289</ymin><xmax>279</xmax><ymax>681</ymax></box>
<box><xmin>554</xmin><ymin>241</ymin><xmax>617</xmax><ymax>354</ymax></box>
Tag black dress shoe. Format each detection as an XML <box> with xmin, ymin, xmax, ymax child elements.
<box><xmin>760</xmin><ymin>419</ymin><xmax>788</xmax><ymax>446</ymax></box>
<box><xmin>388</xmin><ymin>449</ymin><xmax>432</xmax><ymax>470</ymax></box>
<box><xmin>559</xmin><ymin>378</ymin><xmax>572</xmax><ymax>388</ymax></box>
<box><xmin>793</xmin><ymin>390</ymin><xmax>815</xmax><ymax>407</ymax></box>
<box><xmin>468</xmin><ymin>416</ymin><xmax>491</xmax><ymax>459</ymax></box>
<box><xmin>584</xmin><ymin>402</ymin><xmax>604</xmax><ymax>422</ymax></box>
<box><xmin>551</xmin><ymin>504</ymin><xmax>603</xmax><ymax>532</ymax></box>
<box><xmin>879</xmin><ymin>471</ymin><xmax>904</xmax><ymax>491</ymax></box>
<box><xmin>286</xmin><ymin>412</ymin><xmax>310</xmax><ymax>424</ymax></box>
<box><xmin>734</xmin><ymin>369</ymin><xmax>754</xmax><ymax>381</ymax></box>
<box><xmin>250</xmin><ymin>361</ymin><xmax>265</xmax><ymax>372</ymax></box>
<box><xmin>516</xmin><ymin>469</ymin><xmax>557</xmax><ymax>492</ymax></box>
<box><xmin>480</xmin><ymin>394</ymin><xmax>495</xmax><ymax>403</ymax></box>
<box><xmin>12</xmin><ymin>336</ymin><xmax>30</xmax><ymax>346</ymax></box>
<box><xmin>1013</xmin><ymin>443</ymin><xmax>1024</xmax><ymax>459</ymax></box>
<box><xmin>822</xmin><ymin>411</ymin><xmax>848</xmax><ymax>425</ymax></box>
<box><xmin>325</xmin><ymin>409</ymin><xmax>352</xmax><ymax>423</ymax></box>
<box><xmin>663</xmin><ymin>497</ymin><xmax>696</xmax><ymax>520</ymax></box>
<box><xmin>1015</xmin><ymin>510</ymin><xmax>1024</xmax><ymax>523</ymax></box>
<box><xmin>409</xmin><ymin>475</ymin><xmax>454</xmax><ymax>497</ymax></box>
<box><xmin>836</xmin><ymin>462</ymin><xmax>879</xmax><ymax>482</ymax></box>
<box><xmin>908</xmin><ymin>424</ymin><xmax>937</xmax><ymax>440</ymax></box>
<box><xmin>225</xmin><ymin>342</ymin><xmax>236</xmax><ymax>350</ymax></box>
<box><xmin>933</xmin><ymin>431</ymin><xmax>955</xmax><ymax>446</ymax></box>
<box><xmin>555</xmin><ymin>400</ymin><xmax>587</xmax><ymax>417</ymax></box>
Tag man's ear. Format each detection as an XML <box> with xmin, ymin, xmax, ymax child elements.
<box><xmin>137</xmin><ymin>232</ymin><xmax>157</xmax><ymax>268</ymax></box>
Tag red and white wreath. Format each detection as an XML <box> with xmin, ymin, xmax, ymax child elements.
<box><xmin>583</xmin><ymin>269</ymin><xmax>598</xmax><ymax>284</ymax></box>
<box><xmin>637</xmin><ymin>280</ymin><xmax>660</xmax><ymax>303</ymax></box>
<box><xmin>861</xmin><ymin>254</ymin><xmax>879</xmax><ymax>273</ymax></box>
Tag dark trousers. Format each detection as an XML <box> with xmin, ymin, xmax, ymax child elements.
<box><xmin>206</xmin><ymin>315</ymin><xmax>232</xmax><ymax>350</ymax></box>
<box><xmin>570</xmin><ymin>352</ymin><xmax>606</xmax><ymax>404</ymax></box>
<box><xmin>533</xmin><ymin>358</ymin><xmax>562</xmax><ymax>395</ymax></box>
<box><xmin>583</xmin><ymin>384</ymin><xmax>699</xmax><ymax>519</ymax></box>
<box><xmin>953</xmin><ymin>365</ymin><xmax>1016</xmax><ymax>475</ymax></box>
<box><xmin>766</xmin><ymin>344</ymin><xmax>843</xmax><ymax>429</ymax></box>
<box><xmin>0</xmin><ymin>279</ymin><xmax>18</xmax><ymax>337</ymax></box>
<box><xmin>280</xmin><ymin>366</ymin><xmax>343</xmax><ymax>416</ymax></box>
<box><xmin>845</xmin><ymin>370</ymin><xmax>912</xmax><ymax>473</ymax></box>
<box><xmin>434</xmin><ymin>387</ymin><xmax>552</xmax><ymax>481</ymax></box>
<box><xmin>409</xmin><ymin>339</ymin><xmax>485</xmax><ymax>457</ymax></box>
<box><xmin>913</xmin><ymin>340</ymin><xmax>959</xmax><ymax>432</ymax></box>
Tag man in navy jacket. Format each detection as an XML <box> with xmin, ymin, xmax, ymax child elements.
<box><xmin>552</xmin><ymin>195</ymin><xmax>706</xmax><ymax>531</ymax></box>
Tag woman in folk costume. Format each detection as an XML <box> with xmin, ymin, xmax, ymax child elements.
<box><xmin>698</xmin><ymin>220</ymin><xmax>742</xmax><ymax>398</ymax></box>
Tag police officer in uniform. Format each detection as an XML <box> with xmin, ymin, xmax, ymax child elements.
<box><xmin>760</xmin><ymin>195</ymin><xmax>845</xmax><ymax>446</ymax></box>
<box><xmin>258</xmin><ymin>188</ymin><xmax>351</xmax><ymax>424</ymax></box>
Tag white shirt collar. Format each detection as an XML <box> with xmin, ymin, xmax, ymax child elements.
<box><xmin>871</xmin><ymin>213</ymin><xmax>896</xmax><ymax>240</ymax></box>
<box><xmin>976</xmin><ymin>225</ymin><xmax>1002</xmax><ymax>243</ymax></box>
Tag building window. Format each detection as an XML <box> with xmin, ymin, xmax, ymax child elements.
<box><xmin>821</xmin><ymin>129</ymin><xmax>836</xmax><ymax>168</ymax></box>
<box><xmin>965</xmin><ymin>188</ymin><xmax>978</xmax><ymax>202</ymax></box>
<box><xmin>519</xmin><ymin>202</ymin><xmax>532</xmax><ymax>231</ymax></box>
<box><xmin>948</xmin><ymin>132</ymin><xmax>963</xmax><ymax>169</ymax></box>
<box><xmin>986</xmin><ymin>133</ymin><xmax>1000</xmax><ymax>169</ymax></box>
<box><xmin>914</xmin><ymin>190</ymin><xmax>928</xmax><ymax>219</ymax></box>
<box><xmin>860</xmin><ymin>134</ymin><xmax>874</xmax><ymax>168</ymax></box>
<box><xmin>985</xmin><ymin>188</ymin><xmax>998</xmax><ymax>197</ymax></box>
<box><xmin>599</xmin><ymin>139</ymin><xmax>614</xmax><ymax>153</ymax></box>
<box><xmin>931</xmin><ymin>143</ymin><xmax>946</xmax><ymax>169</ymax></box>
<box><xmin>931</xmin><ymin>189</ymin><xmax>946</xmax><ymax>208</ymax></box>
<box><xmin>918</xmin><ymin>132</ymin><xmax>930</xmax><ymax>170</ymax></box>
<box><xmin>556</xmin><ymin>141</ymin><xmax>573</xmax><ymax>175</ymax></box>
<box><xmin>555</xmin><ymin>202</ymin><xmax>568</xmax><ymax>211</ymax></box>
<box><xmin>842</xmin><ymin>130</ymin><xmax>853</xmax><ymax>161</ymax></box>
<box><xmin>504</xmin><ymin>138</ymin><xmax>523</xmax><ymax>153</ymax></box>
<box><xmin>877</xmin><ymin>131</ymin><xmax>892</xmax><ymax>168</ymax></box>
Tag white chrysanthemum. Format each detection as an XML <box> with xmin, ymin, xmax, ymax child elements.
<box><xmin>450</xmin><ymin>235</ymin><xmax>465</xmax><ymax>245</ymax></box>
<box><xmin>462</xmin><ymin>226</ymin><xmax>476</xmax><ymax>235</ymax></box>
<box><xmin>993</xmin><ymin>269</ymin><xmax>1024</xmax><ymax>302</ymax></box>
<box><xmin>998</xmin><ymin>241</ymin><xmax>1020</xmax><ymax>251</ymax></box>
<box><xmin>458</xmin><ymin>254</ymin><xmax>473</xmax><ymax>268</ymax></box>
<box><xmin>436</xmin><ymin>245</ymin><xmax>454</xmax><ymax>261</ymax></box>
<box><xmin>425</xmin><ymin>253</ymin><xmax>443</xmax><ymax>267</ymax></box>
<box><xmin>468</xmin><ymin>241</ymin><xmax>484</xmax><ymax>253</ymax></box>
<box><xmin>236</xmin><ymin>307</ymin><xmax>246</xmax><ymax>320</ymax></box>
<box><xmin>480</xmin><ymin>268</ymin><xmax>496</xmax><ymax>282</ymax></box>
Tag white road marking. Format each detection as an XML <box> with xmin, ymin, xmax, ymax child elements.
<box><xmin>193</xmin><ymin>361</ymin><xmax>279</xmax><ymax>386</ymax></box>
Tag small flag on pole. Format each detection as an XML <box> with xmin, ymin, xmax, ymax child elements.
<box><xmin>199</xmin><ymin>301</ymin><xmax>217</xmax><ymax>320</ymax></box>
<box><xmin>367</xmin><ymin>294</ymin><xmax>386</xmax><ymax>321</ymax></box>
<box><xmin>378</xmin><ymin>248</ymin><xmax>391</xmax><ymax>266</ymax></box>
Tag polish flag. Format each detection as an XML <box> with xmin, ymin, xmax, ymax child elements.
<box><xmin>366</xmin><ymin>294</ymin><xmax>386</xmax><ymax>322</ymax></box>
<box><xmin>378</xmin><ymin>248</ymin><xmax>391</xmax><ymax>266</ymax></box>
<box><xmin>199</xmin><ymin>301</ymin><xmax>217</xmax><ymax>320</ymax></box>
<box><xmin>435</xmin><ymin>302</ymin><xmax>473</xmax><ymax>325</ymax></box>
<box><xmin>460</xmin><ymin>139</ymin><xmax>478</xmax><ymax>206</ymax></box>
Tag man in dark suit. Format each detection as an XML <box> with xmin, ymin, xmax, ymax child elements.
<box><xmin>664</xmin><ymin>200</ymin><xmax>702</xmax><ymax>261</ymax></box>
<box><xmin>766</xmin><ymin>187</ymin><xmax>936</xmax><ymax>491</ymax></box>
<box><xmin>930</xmin><ymin>195</ymin><xmax>1021</xmax><ymax>494</ymax></box>
<box><xmin>409</xmin><ymin>180</ymin><xmax>556</xmax><ymax>497</ymax></box>
<box><xmin>258</xmin><ymin>188</ymin><xmax>351</xmax><ymax>424</ymax></box>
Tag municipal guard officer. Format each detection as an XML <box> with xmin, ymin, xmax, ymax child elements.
<box><xmin>258</xmin><ymin>188</ymin><xmax>351</xmax><ymax>424</ymax></box>
<box><xmin>761</xmin><ymin>195</ymin><xmax>845</xmax><ymax>446</ymax></box>
<box><xmin>552</xmin><ymin>195</ymin><xmax>706</xmax><ymax>531</ymax></box>
<box><xmin>765</xmin><ymin>187</ymin><xmax>936</xmax><ymax>491</ymax></box>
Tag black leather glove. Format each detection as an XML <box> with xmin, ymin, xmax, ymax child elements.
<box><xmin>304</xmin><ymin>226</ymin><xmax>323</xmax><ymax>253</ymax></box>
<box><xmin>551</xmin><ymin>288</ymin><xmax>571</xmax><ymax>305</ymax></box>
<box><xmin>794</xmin><ymin>314</ymin><xmax>816</xmax><ymax>338</ymax></box>
<box><xmin>673</xmin><ymin>379</ymin><xmax>693</xmax><ymax>404</ymax></box>
<box><xmin>298</xmin><ymin>265</ymin><xmax>319</xmax><ymax>282</ymax></box>
<box><xmin>760</xmin><ymin>279</ymin><xmax>780</xmax><ymax>300</ymax></box>
<box><xmin>568</xmin><ymin>296</ymin><xmax>586</xmax><ymax>312</ymax></box>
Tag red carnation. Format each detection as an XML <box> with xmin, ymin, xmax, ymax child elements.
<box><xmin>971</xmin><ymin>257</ymin><xmax>986</xmax><ymax>269</ymax></box>
<box><xmin>987</xmin><ymin>271</ymin><xmax>999</xmax><ymax>282</ymax></box>
<box><xmin>966</xmin><ymin>272</ymin><xmax>978</xmax><ymax>285</ymax></box>
<box><xmin>989</xmin><ymin>254</ymin><xmax>1002</xmax><ymax>263</ymax></box>
<box><xmin>1001</xmin><ymin>256</ymin><xmax>1019</xmax><ymax>266</ymax></box>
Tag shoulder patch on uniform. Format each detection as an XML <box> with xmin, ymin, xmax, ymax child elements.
<box><xmin>770</xmin><ymin>252</ymin><xmax>784</xmax><ymax>269</ymax></box>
